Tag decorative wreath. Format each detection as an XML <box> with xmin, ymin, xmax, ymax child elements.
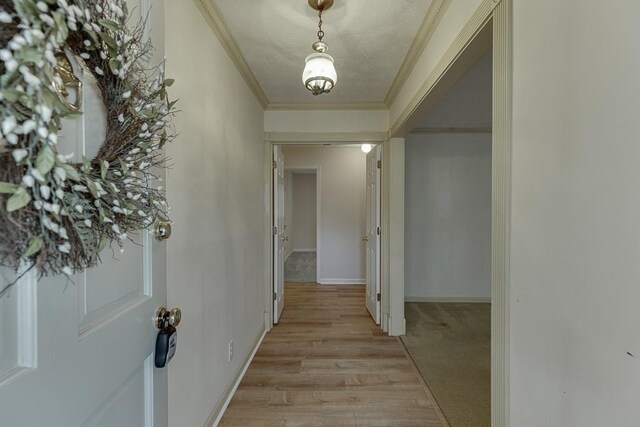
<box><xmin>0</xmin><ymin>0</ymin><xmax>176</xmax><ymax>284</ymax></box>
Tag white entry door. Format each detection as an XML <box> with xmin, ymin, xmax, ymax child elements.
<box><xmin>365</xmin><ymin>145</ymin><xmax>382</xmax><ymax>324</ymax></box>
<box><xmin>0</xmin><ymin>2</ymin><xmax>169</xmax><ymax>426</ymax></box>
<box><xmin>273</xmin><ymin>146</ymin><xmax>286</xmax><ymax>324</ymax></box>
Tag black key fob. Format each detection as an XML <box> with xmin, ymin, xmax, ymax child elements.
<box><xmin>155</xmin><ymin>325</ymin><xmax>177</xmax><ymax>368</ymax></box>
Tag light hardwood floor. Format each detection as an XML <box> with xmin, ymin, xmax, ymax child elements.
<box><xmin>219</xmin><ymin>284</ymin><xmax>446</xmax><ymax>426</ymax></box>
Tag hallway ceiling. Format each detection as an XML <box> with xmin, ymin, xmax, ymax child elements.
<box><xmin>213</xmin><ymin>0</ymin><xmax>433</xmax><ymax>105</ymax></box>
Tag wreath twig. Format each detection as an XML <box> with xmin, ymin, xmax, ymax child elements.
<box><xmin>0</xmin><ymin>0</ymin><xmax>176</xmax><ymax>286</ymax></box>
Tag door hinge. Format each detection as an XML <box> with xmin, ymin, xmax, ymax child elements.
<box><xmin>377</xmin><ymin>160</ymin><xmax>381</xmax><ymax>169</ymax></box>
<box><xmin>273</xmin><ymin>160</ymin><xmax>277</xmax><ymax>169</ymax></box>
<box><xmin>376</xmin><ymin>292</ymin><xmax>381</xmax><ymax>302</ymax></box>
<box><xmin>273</xmin><ymin>292</ymin><xmax>277</xmax><ymax>301</ymax></box>
<box><xmin>376</xmin><ymin>226</ymin><xmax>381</xmax><ymax>236</ymax></box>
<box><xmin>272</xmin><ymin>226</ymin><xmax>278</xmax><ymax>235</ymax></box>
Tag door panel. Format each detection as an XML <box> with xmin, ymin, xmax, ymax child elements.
<box><xmin>0</xmin><ymin>2</ymin><xmax>168</xmax><ymax>426</ymax></box>
<box><xmin>365</xmin><ymin>146</ymin><xmax>381</xmax><ymax>324</ymax></box>
<box><xmin>273</xmin><ymin>146</ymin><xmax>286</xmax><ymax>323</ymax></box>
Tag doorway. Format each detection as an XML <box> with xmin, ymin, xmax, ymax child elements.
<box><xmin>284</xmin><ymin>170</ymin><xmax>319</xmax><ymax>284</ymax></box>
<box><xmin>269</xmin><ymin>143</ymin><xmax>378</xmax><ymax>326</ymax></box>
<box><xmin>402</xmin><ymin>48</ymin><xmax>493</xmax><ymax>427</ymax></box>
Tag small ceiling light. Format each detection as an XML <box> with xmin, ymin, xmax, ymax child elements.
<box><xmin>361</xmin><ymin>144</ymin><xmax>373</xmax><ymax>154</ymax></box>
<box><xmin>302</xmin><ymin>0</ymin><xmax>337</xmax><ymax>96</ymax></box>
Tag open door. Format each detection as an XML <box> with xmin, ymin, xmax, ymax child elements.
<box><xmin>0</xmin><ymin>2</ymin><xmax>170</xmax><ymax>426</ymax></box>
<box><xmin>365</xmin><ymin>145</ymin><xmax>382</xmax><ymax>324</ymax></box>
<box><xmin>273</xmin><ymin>145</ymin><xmax>286</xmax><ymax>323</ymax></box>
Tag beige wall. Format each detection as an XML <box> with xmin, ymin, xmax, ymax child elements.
<box><xmin>165</xmin><ymin>2</ymin><xmax>266</xmax><ymax>425</ymax></box>
<box><xmin>405</xmin><ymin>133</ymin><xmax>491</xmax><ymax>301</ymax></box>
<box><xmin>510</xmin><ymin>0</ymin><xmax>640</xmax><ymax>424</ymax></box>
<box><xmin>291</xmin><ymin>173</ymin><xmax>317</xmax><ymax>252</ymax></box>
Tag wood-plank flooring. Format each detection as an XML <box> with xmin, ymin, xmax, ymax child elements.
<box><xmin>219</xmin><ymin>284</ymin><xmax>446</xmax><ymax>426</ymax></box>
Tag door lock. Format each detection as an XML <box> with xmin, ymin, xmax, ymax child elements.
<box><xmin>154</xmin><ymin>306</ymin><xmax>181</xmax><ymax>368</ymax></box>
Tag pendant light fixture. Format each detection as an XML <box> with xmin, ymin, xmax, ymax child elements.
<box><xmin>302</xmin><ymin>0</ymin><xmax>337</xmax><ymax>96</ymax></box>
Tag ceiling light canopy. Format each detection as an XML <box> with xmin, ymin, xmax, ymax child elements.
<box><xmin>302</xmin><ymin>0</ymin><xmax>337</xmax><ymax>96</ymax></box>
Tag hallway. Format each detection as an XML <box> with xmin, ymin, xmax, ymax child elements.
<box><xmin>220</xmin><ymin>284</ymin><xmax>446</xmax><ymax>425</ymax></box>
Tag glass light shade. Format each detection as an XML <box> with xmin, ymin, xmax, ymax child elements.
<box><xmin>302</xmin><ymin>52</ymin><xmax>337</xmax><ymax>95</ymax></box>
<box><xmin>361</xmin><ymin>144</ymin><xmax>373</xmax><ymax>154</ymax></box>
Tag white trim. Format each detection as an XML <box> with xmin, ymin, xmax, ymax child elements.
<box><xmin>192</xmin><ymin>0</ymin><xmax>268</xmax><ymax>108</ymax></box>
<box><xmin>319</xmin><ymin>279</ymin><xmax>366</xmax><ymax>285</ymax></box>
<box><xmin>411</xmin><ymin>127</ymin><xmax>492</xmax><ymax>134</ymax></box>
<box><xmin>384</xmin><ymin>0</ymin><xmax>452</xmax><ymax>106</ymax></box>
<box><xmin>206</xmin><ymin>326</ymin><xmax>267</xmax><ymax>427</ymax></box>
<box><xmin>492</xmin><ymin>1</ymin><xmax>511</xmax><ymax>425</ymax></box>
<box><xmin>265</xmin><ymin>132</ymin><xmax>387</xmax><ymax>144</ymax></box>
<box><xmin>266</xmin><ymin>103</ymin><xmax>387</xmax><ymax>111</ymax></box>
<box><xmin>291</xmin><ymin>248</ymin><xmax>317</xmax><ymax>253</ymax></box>
<box><xmin>387</xmin><ymin>138</ymin><xmax>405</xmax><ymax>336</ymax></box>
<box><xmin>405</xmin><ymin>296</ymin><xmax>491</xmax><ymax>303</ymax></box>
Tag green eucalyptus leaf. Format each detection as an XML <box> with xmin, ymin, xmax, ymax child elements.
<box><xmin>98</xmin><ymin>234</ymin><xmax>109</xmax><ymax>252</ymax></box>
<box><xmin>82</xmin><ymin>156</ymin><xmax>91</xmax><ymax>173</ymax></box>
<box><xmin>101</xmin><ymin>160</ymin><xmax>109</xmax><ymax>180</ymax></box>
<box><xmin>22</xmin><ymin>236</ymin><xmax>44</xmax><ymax>258</ymax></box>
<box><xmin>163</xmin><ymin>79</ymin><xmax>175</xmax><ymax>87</ymax></box>
<box><xmin>99</xmin><ymin>19</ymin><xmax>122</xmax><ymax>32</ymax></box>
<box><xmin>7</xmin><ymin>187</ymin><xmax>31</xmax><ymax>212</ymax></box>
<box><xmin>0</xmin><ymin>89</ymin><xmax>21</xmax><ymax>103</ymax></box>
<box><xmin>86</xmin><ymin>179</ymin><xmax>99</xmax><ymax>198</ymax></box>
<box><xmin>98</xmin><ymin>32</ymin><xmax>118</xmax><ymax>56</ymax></box>
<box><xmin>0</xmin><ymin>182</ymin><xmax>18</xmax><ymax>193</ymax></box>
<box><xmin>52</xmin><ymin>11</ymin><xmax>68</xmax><ymax>43</ymax></box>
<box><xmin>62</xmin><ymin>164</ymin><xmax>81</xmax><ymax>181</ymax></box>
<box><xmin>119</xmin><ymin>158</ymin><xmax>129</xmax><ymax>174</ymax></box>
<box><xmin>109</xmin><ymin>59</ymin><xmax>120</xmax><ymax>75</ymax></box>
<box><xmin>15</xmin><ymin>48</ymin><xmax>41</xmax><ymax>63</ymax></box>
<box><xmin>36</xmin><ymin>145</ymin><xmax>55</xmax><ymax>175</ymax></box>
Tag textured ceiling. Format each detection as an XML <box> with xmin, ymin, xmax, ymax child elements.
<box><xmin>214</xmin><ymin>0</ymin><xmax>433</xmax><ymax>104</ymax></box>
<box><xmin>415</xmin><ymin>50</ymin><xmax>492</xmax><ymax>129</ymax></box>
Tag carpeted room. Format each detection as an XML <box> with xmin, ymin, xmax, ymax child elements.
<box><xmin>402</xmin><ymin>51</ymin><xmax>493</xmax><ymax>427</ymax></box>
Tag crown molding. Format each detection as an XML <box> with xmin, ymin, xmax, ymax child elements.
<box><xmin>193</xmin><ymin>0</ymin><xmax>269</xmax><ymax>109</ymax></box>
<box><xmin>264</xmin><ymin>131</ymin><xmax>387</xmax><ymax>143</ymax></box>
<box><xmin>266</xmin><ymin>102</ymin><xmax>388</xmax><ymax>111</ymax></box>
<box><xmin>384</xmin><ymin>0</ymin><xmax>451</xmax><ymax>107</ymax></box>
<box><xmin>411</xmin><ymin>126</ymin><xmax>492</xmax><ymax>134</ymax></box>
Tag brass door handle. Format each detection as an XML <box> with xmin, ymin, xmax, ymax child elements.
<box><xmin>155</xmin><ymin>307</ymin><xmax>182</xmax><ymax>329</ymax></box>
<box><xmin>154</xmin><ymin>219</ymin><xmax>172</xmax><ymax>241</ymax></box>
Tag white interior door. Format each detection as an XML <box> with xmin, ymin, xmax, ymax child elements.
<box><xmin>365</xmin><ymin>145</ymin><xmax>382</xmax><ymax>324</ymax></box>
<box><xmin>0</xmin><ymin>2</ymin><xmax>169</xmax><ymax>426</ymax></box>
<box><xmin>273</xmin><ymin>146</ymin><xmax>286</xmax><ymax>323</ymax></box>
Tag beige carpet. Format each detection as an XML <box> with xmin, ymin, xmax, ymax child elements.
<box><xmin>401</xmin><ymin>302</ymin><xmax>491</xmax><ymax>427</ymax></box>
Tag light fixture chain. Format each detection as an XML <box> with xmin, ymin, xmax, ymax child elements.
<box><xmin>317</xmin><ymin>9</ymin><xmax>324</xmax><ymax>41</ymax></box>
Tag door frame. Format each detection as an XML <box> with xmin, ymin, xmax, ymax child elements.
<box><xmin>387</xmin><ymin>0</ymin><xmax>512</xmax><ymax>425</ymax></box>
<box><xmin>263</xmin><ymin>135</ymin><xmax>387</xmax><ymax>333</ymax></box>
<box><xmin>284</xmin><ymin>167</ymin><xmax>321</xmax><ymax>284</ymax></box>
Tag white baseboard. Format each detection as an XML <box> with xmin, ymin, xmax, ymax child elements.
<box><xmin>206</xmin><ymin>325</ymin><xmax>267</xmax><ymax>427</ymax></box>
<box><xmin>405</xmin><ymin>296</ymin><xmax>491</xmax><ymax>303</ymax></box>
<box><xmin>319</xmin><ymin>279</ymin><xmax>365</xmax><ymax>285</ymax></box>
<box><xmin>292</xmin><ymin>249</ymin><xmax>317</xmax><ymax>253</ymax></box>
